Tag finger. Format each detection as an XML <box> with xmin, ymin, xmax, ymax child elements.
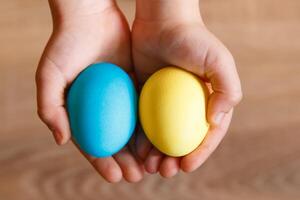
<box><xmin>88</xmin><ymin>156</ymin><xmax>123</xmax><ymax>183</ymax></box>
<box><xmin>113</xmin><ymin>147</ymin><xmax>144</xmax><ymax>183</ymax></box>
<box><xmin>127</xmin><ymin>132</ymin><xmax>147</xmax><ymax>174</ymax></box>
<box><xmin>159</xmin><ymin>157</ymin><xmax>180</xmax><ymax>178</ymax></box>
<box><xmin>204</xmin><ymin>46</ymin><xmax>242</xmax><ymax>126</ymax></box>
<box><xmin>180</xmin><ymin>109</ymin><xmax>233</xmax><ymax>172</ymax></box>
<box><xmin>73</xmin><ymin>139</ymin><xmax>123</xmax><ymax>183</ymax></box>
<box><xmin>135</xmin><ymin>126</ymin><xmax>152</xmax><ymax>161</ymax></box>
<box><xmin>144</xmin><ymin>148</ymin><xmax>164</xmax><ymax>174</ymax></box>
<box><xmin>36</xmin><ymin>58</ymin><xmax>71</xmax><ymax>145</ymax></box>
<box><xmin>175</xmin><ymin>35</ymin><xmax>242</xmax><ymax>126</ymax></box>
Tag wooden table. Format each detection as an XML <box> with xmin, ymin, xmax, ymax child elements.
<box><xmin>1</xmin><ymin>0</ymin><xmax>299</xmax><ymax>199</ymax></box>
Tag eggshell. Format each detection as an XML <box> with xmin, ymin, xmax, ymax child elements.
<box><xmin>67</xmin><ymin>62</ymin><xmax>137</xmax><ymax>158</ymax></box>
<box><xmin>139</xmin><ymin>67</ymin><xmax>209</xmax><ymax>157</ymax></box>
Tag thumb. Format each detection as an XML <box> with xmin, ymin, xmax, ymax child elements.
<box><xmin>205</xmin><ymin>50</ymin><xmax>243</xmax><ymax>126</ymax></box>
<box><xmin>36</xmin><ymin>57</ymin><xmax>71</xmax><ymax>145</ymax></box>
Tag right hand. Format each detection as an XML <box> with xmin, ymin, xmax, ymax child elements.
<box><xmin>36</xmin><ymin>0</ymin><xmax>143</xmax><ymax>183</ymax></box>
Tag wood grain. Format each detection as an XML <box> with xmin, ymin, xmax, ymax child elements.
<box><xmin>0</xmin><ymin>0</ymin><xmax>300</xmax><ymax>199</ymax></box>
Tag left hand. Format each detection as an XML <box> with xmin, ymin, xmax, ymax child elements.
<box><xmin>132</xmin><ymin>17</ymin><xmax>242</xmax><ymax>177</ymax></box>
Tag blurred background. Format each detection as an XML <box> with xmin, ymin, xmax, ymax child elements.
<box><xmin>1</xmin><ymin>0</ymin><xmax>300</xmax><ymax>199</ymax></box>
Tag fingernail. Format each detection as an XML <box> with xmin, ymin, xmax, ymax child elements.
<box><xmin>214</xmin><ymin>112</ymin><xmax>225</xmax><ymax>125</ymax></box>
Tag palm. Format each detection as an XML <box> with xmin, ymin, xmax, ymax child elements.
<box><xmin>43</xmin><ymin>8</ymin><xmax>132</xmax><ymax>83</ymax></box>
<box><xmin>36</xmin><ymin>7</ymin><xmax>143</xmax><ymax>183</ymax></box>
<box><xmin>132</xmin><ymin>19</ymin><xmax>234</xmax><ymax>176</ymax></box>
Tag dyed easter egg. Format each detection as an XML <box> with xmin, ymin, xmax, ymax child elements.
<box><xmin>67</xmin><ymin>62</ymin><xmax>137</xmax><ymax>157</ymax></box>
<box><xmin>139</xmin><ymin>67</ymin><xmax>209</xmax><ymax>157</ymax></box>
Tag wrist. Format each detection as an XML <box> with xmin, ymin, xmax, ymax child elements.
<box><xmin>49</xmin><ymin>0</ymin><xmax>116</xmax><ymax>25</ymax></box>
<box><xmin>135</xmin><ymin>0</ymin><xmax>203</xmax><ymax>23</ymax></box>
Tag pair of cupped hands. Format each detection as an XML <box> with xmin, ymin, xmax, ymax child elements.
<box><xmin>36</xmin><ymin>1</ymin><xmax>242</xmax><ymax>183</ymax></box>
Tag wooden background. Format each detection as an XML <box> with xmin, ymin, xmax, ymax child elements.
<box><xmin>1</xmin><ymin>0</ymin><xmax>300</xmax><ymax>199</ymax></box>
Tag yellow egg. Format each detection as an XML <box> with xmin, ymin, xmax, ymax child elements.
<box><xmin>139</xmin><ymin>67</ymin><xmax>209</xmax><ymax>157</ymax></box>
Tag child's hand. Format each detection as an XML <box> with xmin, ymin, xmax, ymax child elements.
<box><xmin>132</xmin><ymin>0</ymin><xmax>242</xmax><ymax>177</ymax></box>
<box><xmin>36</xmin><ymin>0</ymin><xmax>143</xmax><ymax>183</ymax></box>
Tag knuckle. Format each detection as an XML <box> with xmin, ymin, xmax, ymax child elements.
<box><xmin>37</xmin><ymin>107</ymin><xmax>54</xmax><ymax>125</ymax></box>
<box><xmin>225</xmin><ymin>51</ymin><xmax>235</xmax><ymax>65</ymax></box>
<box><xmin>35</xmin><ymin>66</ymin><xmax>43</xmax><ymax>84</ymax></box>
<box><xmin>228</xmin><ymin>90</ymin><xmax>243</xmax><ymax>105</ymax></box>
<box><xmin>215</xmin><ymin>47</ymin><xmax>235</xmax><ymax>66</ymax></box>
<box><xmin>222</xmin><ymin>46</ymin><xmax>235</xmax><ymax>63</ymax></box>
<box><xmin>202</xmin><ymin>143</ymin><xmax>213</xmax><ymax>153</ymax></box>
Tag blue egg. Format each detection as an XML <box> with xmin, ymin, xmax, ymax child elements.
<box><xmin>67</xmin><ymin>62</ymin><xmax>137</xmax><ymax>157</ymax></box>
